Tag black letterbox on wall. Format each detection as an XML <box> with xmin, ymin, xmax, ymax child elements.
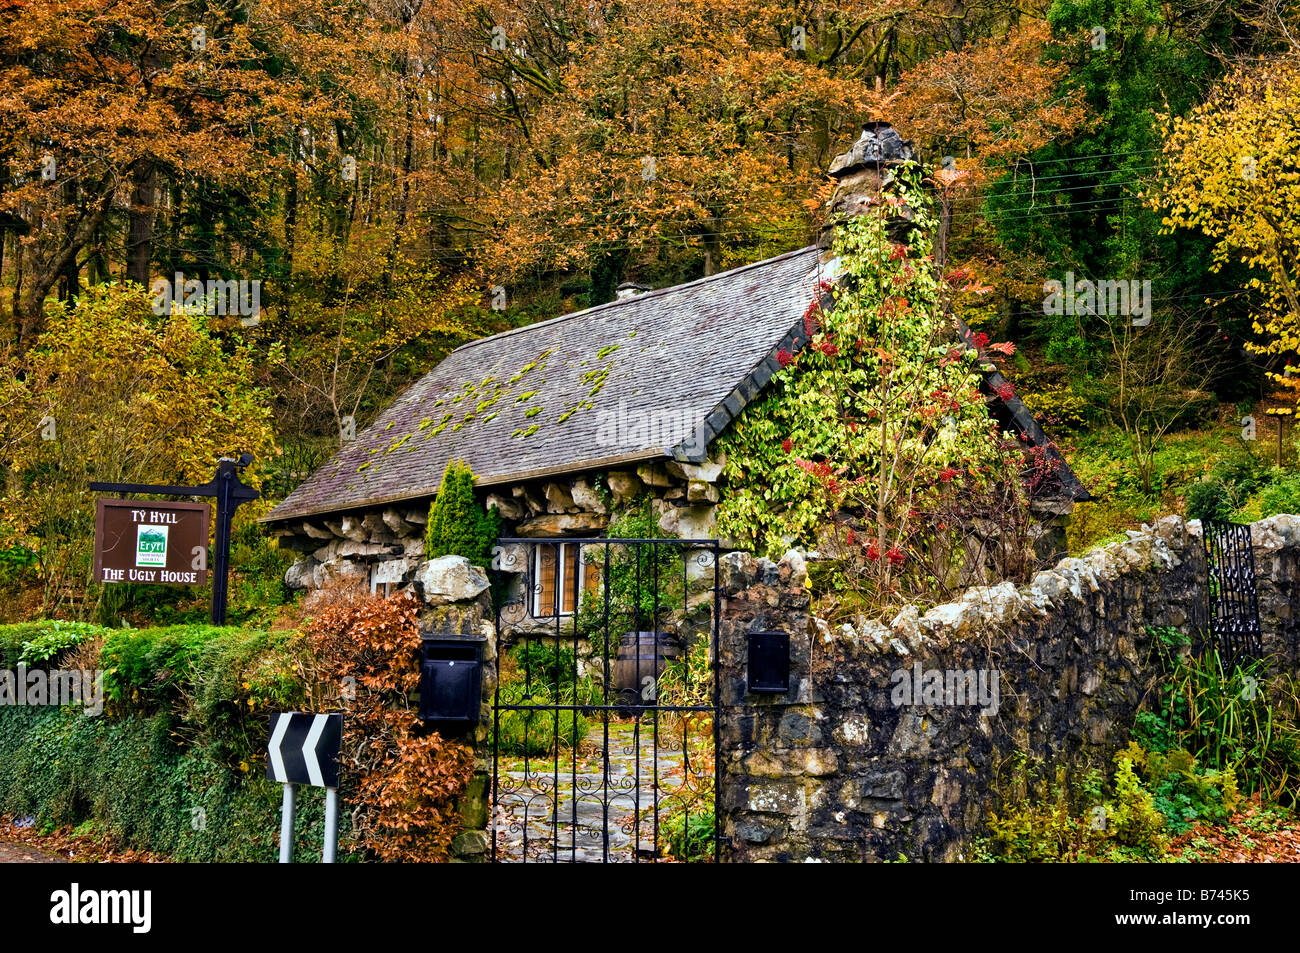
<box><xmin>747</xmin><ymin>630</ymin><xmax>790</xmax><ymax>694</ymax></box>
<box><xmin>419</xmin><ymin>639</ymin><xmax>483</xmax><ymax>722</ymax></box>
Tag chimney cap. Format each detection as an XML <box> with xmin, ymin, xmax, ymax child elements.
<box><xmin>828</xmin><ymin>121</ymin><xmax>916</xmax><ymax>180</ymax></box>
<box><xmin>615</xmin><ymin>281</ymin><xmax>654</xmax><ymax>300</ymax></box>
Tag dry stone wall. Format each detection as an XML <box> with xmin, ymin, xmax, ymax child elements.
<box><xmin>717</xmin><ymin>514</ymin><xmax>1300</xmax><ymax>862</ymax></box>
<box><xmin>271</xmin><ymin>457</ymin><xmax>727</xmax><ymax>591</ymax></box>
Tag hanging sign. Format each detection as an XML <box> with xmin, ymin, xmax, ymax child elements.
<box><xmin>93</xmin><ymin>498</ymin><xmax>211</xmax><ymax>586</ymax></box>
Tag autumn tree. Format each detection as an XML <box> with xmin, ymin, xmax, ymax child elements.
<box><xmin>1160</xmin><ymin>57</ymin><xmax>1300</xmax><ymax>403</ymax></box>
<box><xmin>0</xmin><ymin>284</ymin><xmax>276</xmax><ymax>615</ymax></box>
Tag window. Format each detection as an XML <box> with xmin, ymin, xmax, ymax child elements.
<box><xmin>370</xmin><ymin>559</ymin><xmax>404</xmax><ymax>597</ymax></box>
<box><xmin>533</xmin><ymin>543</ymin><xmax>600</xmax><ymax>617</ymax></box>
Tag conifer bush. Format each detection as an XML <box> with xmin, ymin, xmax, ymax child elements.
<box><xmin>424</xmin><ymin>459</ymin><xmax>500</xmax><ymax>568</ymax></box>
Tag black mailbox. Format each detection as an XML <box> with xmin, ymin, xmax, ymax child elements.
<box><xmin>747</xmin><ymin>630</ymin><xmax>790</xmax><ymax>694</ymax></box>
<box><xmin>419</xmin><ymin>639</ymin><xmax>483</xmax><ymax>722</ymax></box>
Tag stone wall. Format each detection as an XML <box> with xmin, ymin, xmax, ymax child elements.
<box><xmin>271</xmin><ymin>457</ymin><xmax>727</xmax><ymax>591</ymax></box>
<box><xmin>716</xmin><ymin>514</ymin><xmax>1300</xmax><ymax>862</ymax></box>
<box><xmin>410</xmin><ymin>557</ymin><xmax>497</xmax><ymax>862</ymax></box>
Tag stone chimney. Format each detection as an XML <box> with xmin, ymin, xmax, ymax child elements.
<box><xmin>615</xmin><ymin>281</ymin><xmax>653</xmax><ymax>301</ymax></box>
<box><xmin>818</xmin><ymin>121</ymin><xmax>919</xmax><ymax>253</ymax></box>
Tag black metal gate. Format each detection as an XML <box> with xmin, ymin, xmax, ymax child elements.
<box><xmin>1200</xmin><ymin>518</ymin><xmax>1264</xmax><ymax>665</ymax></box>
<box><xmin>490</xmin><ymin>536</ymin><xmax>721</xmax><ymax>863</ymax></box>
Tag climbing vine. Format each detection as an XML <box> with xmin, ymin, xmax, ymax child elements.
<box><xmin>715</xmin><ymin>163</ymin><xmax>1024</xmax><ymax>608</ymax></box>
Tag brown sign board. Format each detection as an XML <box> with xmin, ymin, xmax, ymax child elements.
<box><xmin>93</xmin><ymin>499</ymin><xmax>211</xmax><ymax>586</ymax></box>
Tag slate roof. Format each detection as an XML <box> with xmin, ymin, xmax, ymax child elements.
<box><xmin>265</xmin><ymin>246</ymin><xmax>829</xmax><ymax>523</ymax></box>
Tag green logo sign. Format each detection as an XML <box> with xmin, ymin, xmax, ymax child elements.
<box><xmin>136</xmin><ymin>525</ymin><xmax>168</xmax><ymax>567</ymax></box>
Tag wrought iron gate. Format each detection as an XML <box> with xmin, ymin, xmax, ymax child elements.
<box><xmin>1200</xmin><ymin>518</ymin><xmax>1263</xmax><ymax>665</ymax></box>
<box><xmin>490</xmin><ymin>536</ymin><xmax>721</xmax><ymax>863</ymax></box>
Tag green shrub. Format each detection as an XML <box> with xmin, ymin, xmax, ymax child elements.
<box><xmin>18</xmin><ymin>621</ymin><xmax>107</xmax><ymax>666</ymax></box>
<box><xmin>1140</xmin><ymin>634</ymin><xmax>1300</xmax><ymax>805</ymax></box>
<box><xmin>492</xmin><ymin>641</ymin><xmax>596</xmax><ymax>755</ymax></box>
<box><xmin>982</xmin><ymin>762</ymin><xmax>1097</xmax><ymax>862</ymax></box>
<box><xmin>1185</xmin><ymin>453</ymin><xmax>1267</xmax><ymax>522</ymax></box>
<box><xmin>511</xmin><ymin>640</ymin><xmax>578</xmax><ymax>689</ymax></box>
<box><xmin>425</xmin><ymin>459</ymin><xmax>500</xmax><ymax>568</ymax></box>
<box><xmin>661</xmin><ymin>806</ymin><xmax>715</xmax><ymax>862</ymax></box>
<box><xmin>100</xmin><ymin>625</ymin><xmax>228</xmax><ymax>704</ymax></box>
<box><xmin>1105</xmin><ymin>752</ymin><xmax>1169</xmax><ymax>852</ymax></box>
<box><xmin>0</xmin><ymin>706</ymin><xmax>347</xmax><ymax>862</ymax></box>
<box><xmin>0</xmin><ymin>622</ymin><xmax>346</xmax><ymax>861</ymax></box>
<box><xmin>494</xmin><ymin>706</ymin><xmax>590</xmax><ymax>757</ymax></box>
<box><xmin>1237</xmin><ymin>469</ymin><xmax>1300</xmax><ymax>522</ymax></box>
<box><xmin>1126</xmin><ymin>744</ymin><xmax>1239</xmax><ymax>834</ymax></box>
<box><xmin>0</xmin><ymin>544</ymin><xmax>38</xmax><ymax>592</ymax></box>
<box><xmin>0</xmin><ymin>622</ymin><xmax>50</xmax><ymax>667</ymax></box>
<box><xmin>1186</xmin><ymin>478</ymin><xmax>1237</xmax><ymax>523</ymax></box>
<box><xmin>655</xmin><ymin>637</ymin><xmax>711</xmax><ymax>708</ymax></box>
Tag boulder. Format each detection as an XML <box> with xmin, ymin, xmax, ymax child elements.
<box><xmin>687</xmin><ymin>480</ymin><xmax>719</xmax><ymax>503</ymax></box>
<box><xmin>570</xmin><ymin>478</ymin><xmax>609</xmax><ymax>514</ymax></box>
<box><xmin>544</xmin><ymin>482</ymin><xmax>575</xmax><ymax>513</ymax></box>
<box><xmin>666</xmin><ymin>456</ymin><xmax>726</xmax><ymax>483</ymax></box>
<box><xmin>382</xmin><ymin>507</ymin><xmax>414</xmax><ymax>536</ymax></box>
<box><xmin>337</xmin><ymin>540</ymin><xmax>395</xmax><ymax>558</ymax></box>
<box><xmin>312</xmin><ymin>540</ymin><xmax>339</xmax><ymax>563</ymax></box>
<box><xmin>302</xmin><ymin>522</ymin><xmax>333</xmax><ymax>540</ymax></box>
<box><xmin>516</xmin><ymin>513</ymin><xmax>609</xmax><ymax>536</ymax></box>
<box><xmin>605</xmin><ymin>470</ymin><xmax>643</xmax><ymax>503</ymax></box>
<box><xmin>517</xmin><ymin>484</ymin><xmax>547</xmax><ymax>516</ymax></box>
<box><xmin>415</xmin><ymin>555</ymin><xmax>491</xmax><ymax>605</ymax></box>
<box><xmin>486</xmin><ymin>492</ymin><xmax>523</xmax><ymax>520</ymax></box>
<box><xmin>285</xmin><ymin>556</ymin><xmax>319</xmax><ymax>590</ymax></box>
<box><xmin>361</xmin><ymin>511</ymin><xmax>394</xmax><ymax>541</ymax></box>
<box><xmin>655</xmin><ymin>502</ymin><xmax>715</xmax><ymax>539</ymax></box>
<box><xmin>636</xmin><ymin>462</ymin><xmax>674</xmax><ymax>487</ymax></box>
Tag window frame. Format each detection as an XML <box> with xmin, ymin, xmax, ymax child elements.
<box><xmin>532</xmin><ymin>542</ymin><xmax>587</xmax><ymax>617</ymax></box>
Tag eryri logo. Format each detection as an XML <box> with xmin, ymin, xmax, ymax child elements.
<box><xmin>135</xmin><ymin>525</ymin><xmax>168</xmax><ymax>567</ymax></box>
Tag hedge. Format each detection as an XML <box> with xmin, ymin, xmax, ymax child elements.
<box><xmin>0</xmin><ymin>621</ymin><xmax>354</xmax><ymax>861</ymax></box>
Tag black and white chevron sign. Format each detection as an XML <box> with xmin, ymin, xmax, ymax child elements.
<box><xmin>267</xmin><ymin>713</ymin><xmax>343</xmax><ymax>788</ymax></box>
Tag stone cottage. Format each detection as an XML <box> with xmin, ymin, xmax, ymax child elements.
<box><xmin>263</xmin><ymin>121</ymin><xmax>1089</xmax><ymax>595</ymax></box>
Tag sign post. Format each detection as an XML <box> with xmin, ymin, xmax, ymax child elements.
<box><xmin>90</xmin><ymin>454</ymin><xmax>259</xmax><ymax>624</ymax></box>
<box><xmin>266</xmin><ymin>712</ymin><xmax>344</xmax><ymax>864</ymax></box>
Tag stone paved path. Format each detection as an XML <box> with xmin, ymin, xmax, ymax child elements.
<box><xmin>492</xmin><ymin>719</ymin><xmax>713</xmax><ymax>863</ymax></box>
<box><xmin>0</xmin><ymin>839</ymin><xmax>64</xmax><ymax>863</ymax></box>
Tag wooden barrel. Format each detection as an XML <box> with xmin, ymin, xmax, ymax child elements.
<box><xmin>612</xmin><ymin>631</ymin><xmax>682</xmax><ymax>703</ymax></box>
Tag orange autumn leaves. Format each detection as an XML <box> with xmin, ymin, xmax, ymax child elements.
<box><xmin>307</xmin><ymin>590</ymin><xmax>474</xmax><ymax>862</ymax></box>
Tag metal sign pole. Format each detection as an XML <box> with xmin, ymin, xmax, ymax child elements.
<box><xmin>268</xmin><ymin>712</ymin><xmax>343</xmax><ymax>864</ymax></box>
<box><xmin>212</xmin><ymin>467</ymin><xmax>234</xmax><ymax>625</ymax></box>
<box><xmin>279</xmin><ymin>782</ymin><xmax>296</xmax><ymax>863</ymax></box>
<box><xmin>89</xmin><ymin>454</ymin><xmax>259</xmax><ymax>626</ymax></box>
<box><xmin>323</xmin><ymin>788</ymin><xmax>339</xmax><ymax>863</ymax></box>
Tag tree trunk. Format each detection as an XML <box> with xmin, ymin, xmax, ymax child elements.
<box><xmin>125</xmin><ymin>160</ymin><xmax>157</xmax><ymax>286</ymax></box>
<box><xmin>15</xmin><ymin>179</ymin><xmax>115</xmax><ymax>354</ymax></box>
<box><xmin>386</xmin><ymin>82</ymin><xmax>417</xmax><ymax>289</ymax></box>
<box><xmin>283</xmin><ymin>166</ymin><xmax>298</xmax><ymax>322</ymax></box>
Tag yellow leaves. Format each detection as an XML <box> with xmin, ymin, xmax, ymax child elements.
<box><xmin>1160</xmin><ymin>57</ymin><xmax>1300</xmax><ymax>363</ymax></box>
